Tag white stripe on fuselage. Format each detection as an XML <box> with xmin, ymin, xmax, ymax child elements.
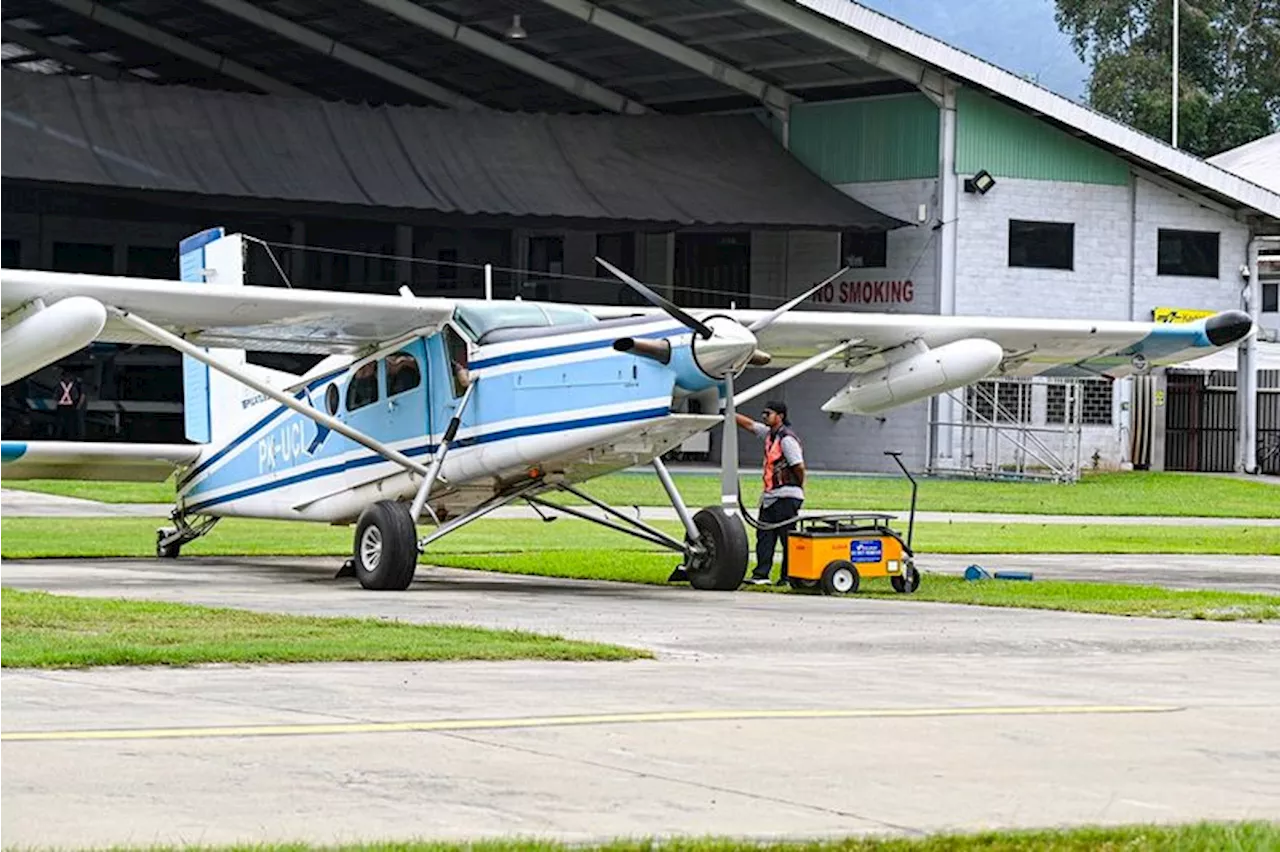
<box><xmin>180</xmin><ymin>394</ymin><xmax>673</xmax><ymax>506</ymax></box>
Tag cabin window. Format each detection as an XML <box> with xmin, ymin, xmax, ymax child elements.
<box><xmin>444</xmin><ymin>326</ymin><xmax>470</xmax><ymax>398</ymax></box>
<box><xmin>345</xmin><ymin>362</ymin><xmax>379</xmax><ymax>412</ymax></box>
<box><xmin>325</xmin><ymin>383</ymin><xmax>339</xmax><ymax>415</ymax></box>
<box><xmin>386</xmin><ymin>351</ymin><xmax>421</xmax><ymax>396</ymax></box>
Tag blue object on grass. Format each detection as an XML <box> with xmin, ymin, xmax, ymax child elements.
<box><xmin>994</xmin><ymin>571</ymin><xmax>1034</xmax><ymax>581</ymax></box>
<box><xmin>964</xmin><ymin>565</ymin><xmax>991</xmax><ymax>581</ymax></box>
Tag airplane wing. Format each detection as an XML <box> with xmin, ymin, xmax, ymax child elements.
<box><xmin>1</xmin><ymin>270</ymin><xmax>456</xmax><ymax>354</ymax></box>
<box><xmin>548</xmin><ymin>414</ymin><xmax>723</xmax><ymax>486</ymax></box>
<box><xmin>1</xmin><ymin>440</ymin><xmax>201</xmax><ymax>482</ymax></box>
<box><xmin>586</xmin><ymin>305</ymin><xmax>1252</xmax><ymax>379</ymax></box>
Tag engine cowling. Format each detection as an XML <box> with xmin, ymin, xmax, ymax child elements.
<box><xmin>1</xmin><ymin>296</ymin><xmax>107</xmax><ymax>385</ymax></box>
<box><xmin>821</xmin><ymin>338</ymin><xmax>1004</xmax><ymax>415</ymax></box>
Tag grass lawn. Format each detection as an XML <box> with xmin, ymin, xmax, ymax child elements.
<box><xmin>0</xmin><ymin>588</ymin><xmax>648</xmax><ymax>668</ymax></box>
<box><xmin>3</xmin><ymin>518</ymin><xmax>1276</xmax><ymax>621</ymax></box>
<box><xmin>2</xmin><ymin>516</ymin><xmax>1277</xmax><ymax>560</ymax></box>
<box><xmin>8</xmin><ymin>469</ymin><xmax>1279</xmax><ymax>517</ymax></box>
<box><xmin>34</xmin><ymin>821</ymin><xmax>1277</xmax><ymax>851</ymax></box>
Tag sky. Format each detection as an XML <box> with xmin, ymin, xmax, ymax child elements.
<box><xmin>859</xmin><ymin>0</ymin><xmax>1090</xmax><ymax>101</ymax></box>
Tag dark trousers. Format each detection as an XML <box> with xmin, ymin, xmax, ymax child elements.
<box><xmin>754</xmin><ymin>497</ymin><xmax>802</xmax><ymax>580</ymax></box>
<box><xmin>55</xmin><ymin>408</ymin><xmax>85</xmax><ymax>440</ymax></box>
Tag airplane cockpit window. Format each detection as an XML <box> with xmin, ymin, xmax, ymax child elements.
<box><xmin>325</xmin><ymin>383</ymin><xmax>339</xmax><ymax>415</ymax></box>
<box><xmin>345</xmin><ymin>361</ymin><xmax>379</xmax><ymax>412</ymax></box>
<box><xmin>386</xmin><ymin>351</ymin><xmax>421</xmax><ymax>396</ymax></box>
<box><xmin>453</xmin><ymin>302</ymin><xmax>597</xmax><ymax>341</ymax></box>
<box><xmin>444</xmin><ymin>326</ymin><xmax>470</xmax><ymax>398</ymax></box>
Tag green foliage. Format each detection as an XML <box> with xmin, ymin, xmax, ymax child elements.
<box><xmin>1054</xmin><ymin>0</ymin><xmax>1280</xmax><ymax>155</ymax></box>
<box><xmin>0</xmin><ymin>588</ymin><xmax>648</xmax><ymax>668</ymax></box>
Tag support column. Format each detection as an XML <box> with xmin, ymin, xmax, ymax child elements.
<box><xmin>1238</xmin><ymin>237</ymin><xmax>1264</xmax><ymax>473</ymax></box>
<box><xmin>933</xmin><ymin>80</ymin><xmax>960</xmax><ymax>467</ymax></box>
<box><xmin>395</xmin><ymin>224</ymin><xmax>413</xmax><ymax>288</ymax></box>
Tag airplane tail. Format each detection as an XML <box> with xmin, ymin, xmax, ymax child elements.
<box><xmin>178</xmin><ymin>228</ymin><xmax>276</xmax><ymax>446</ymax></box>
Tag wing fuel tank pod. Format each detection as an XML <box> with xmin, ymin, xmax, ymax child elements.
<box><xmin>1</xmin><ymin>296</ymin><xmax>107</xmax><ymax>385</ymax></box>
<box><xmin>822</xmin><ymin>338</ymin><xmax>1004</xmax><ymax>415</ymax></box>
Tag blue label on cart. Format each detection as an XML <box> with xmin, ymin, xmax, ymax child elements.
<box><xmin>850</xmin><ymin>539</ymin><xmax>883</xmax><ymax>563</ymax></box>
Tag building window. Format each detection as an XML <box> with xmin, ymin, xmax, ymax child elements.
<box><xmin>966</xmin><ymin>380</ymin><xmax>1031</xmax><ymax>424</ymax></box>
<box><xmin>527</xmin><ymin>236</ymin><xmax>564</xmax><ymax>275</ymax></box>
<box><xmin>1047</xmin><ymin>379</ymin><xmax>1113</xmax><ymax>425</ymax></box>
<box><xmin>127</xmin><ymin>246</ymin><xmax>176</xmax><ymax>279</ymax></box>
<box><xmin>840</xmin><ymin>230</ymin><xmax>887</xmax><ymax>269</ymax></box>
<box><xmin>3</xmin><ymin>238</ymin><xmax>20</xmax><ymax>268</ymax></box>
<box><xmin>436</xmin><ymin>248</ymin><xmax>458</xmax><ymax>290</ymax></box>
<box><xmin>1263</xmin><ymin>282</ymin><xmax>1278</xmax><ymax>313</ymax></box>
<box><xmin>596</xmin><ymin>232</ymin><xmax>636</xmax><ymax>277</ymax></box>
<box><xmin>1157</xmin><ymin>229</ymin><xmax>1219</xmax><ymax>277</ymax></box>
<box><xmin>53</xmin><ymin>242</ymin><xmax>114</xmax><ymax>274</ymax></box>
<box><xmin>1008</xmin><ymin>220</ymin><xmax>1074</xmax><ymax>270</ymax></box>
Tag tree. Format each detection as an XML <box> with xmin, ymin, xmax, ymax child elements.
<box><xmin>1054</xmin><ymin>0</ymin><xmax>1280</xmax><ymax>157</ymax></box>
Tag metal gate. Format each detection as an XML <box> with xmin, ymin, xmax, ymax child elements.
<box><xmin>1165</xmin><ymin>369</ymin><xmax>1280</xmax><ymax>474</ymax></box>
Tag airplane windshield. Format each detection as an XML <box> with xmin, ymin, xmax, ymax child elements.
<box><xmin>452</xmin><ymin>302</ymin><xmax>598</xmax><ymax>340</ymax></box>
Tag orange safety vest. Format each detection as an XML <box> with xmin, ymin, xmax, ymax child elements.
<box><xmin>763</xmin><ymin>425</ymin><xmax>802</xmax><ymax>491</ymax></box>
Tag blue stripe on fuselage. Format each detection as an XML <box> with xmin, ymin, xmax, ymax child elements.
<box><xmin>181</xmin><ymin>405</ymin><xmax>670</xmax><ymax>514</ymax></box>
<box><xmin>470</xmin><ymin>325</ymin><xmax>685</xmax><ymax>370</ymax></box>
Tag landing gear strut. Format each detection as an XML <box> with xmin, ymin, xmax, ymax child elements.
<box><xmin>155</xmin><ymin>512</ymin><xmax>219</xmax><ymax>558</ymax></box>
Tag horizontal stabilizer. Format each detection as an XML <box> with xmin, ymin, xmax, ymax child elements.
<box><xmin>1</xmin><ymin>441</ymin><xmax>202</xmax><ymax>482</ymax></box>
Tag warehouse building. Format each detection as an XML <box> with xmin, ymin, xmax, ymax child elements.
<box><xmin>3</xmin><ymin>0</ymin><xmax>1278</xmax><ymax>475</ymax></box>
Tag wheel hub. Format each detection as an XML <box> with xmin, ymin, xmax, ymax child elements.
<box><xmin>360</xmin><ymin>525</ymin><xmax>383</xmax><ymax>570</ymax></box>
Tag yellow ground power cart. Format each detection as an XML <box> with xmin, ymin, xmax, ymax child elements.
<box><xmin>785</xmin><ymin>452</ymin><xmax>921</xmax><ymax>595</ymax></box>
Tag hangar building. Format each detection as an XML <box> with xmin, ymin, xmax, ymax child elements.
<box><xmin>3</xmin><ymin>0</ymin><xmax>1278</xmax><ymax>476</ymax></box>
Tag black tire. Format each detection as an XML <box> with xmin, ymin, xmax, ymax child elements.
<box><xmin>156</xmin><ymin>537</ymin><xmax>181</xmax><ymax>559</ymax></box>
<box><xmin>891</xmin><ymin>564</ymin><xmax>921</xmax><ymax>594</ymax></box>
<box><xmin>353</xmin><ymin>501</ymin><xmax>418</xmax><ymax>591</ymax></box>
<box><xmin>685</xmin><ymin>506</ymin><xmax>749</xmax><ymax>591</ymax></box>
<box><xmin>820</xmin><ymin>560</ymin><xmax>859</xmax><ymax>595</ymax></box>
<box><xmin>788</xmin><ymin>578</ymin><xmax>818</xmax><ymax>590</ymax></box>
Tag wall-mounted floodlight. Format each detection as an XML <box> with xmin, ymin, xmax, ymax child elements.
<box><xmin>504</xmin><ymin>14</ymin><xmax>527</xmax><ymax>39</ymax></box>
<box><xmin>963</xmin><ymin>169</ymin><xmax>996</xmax><ymax>195</ymax></box>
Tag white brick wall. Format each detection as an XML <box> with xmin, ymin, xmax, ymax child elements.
<box><xmin>1132</xmin><ymin>178</ymin><xmax>1250</xmax><ymax>317</ymax></box>
<box><xmin>955</xmin><ymin>177</ymin><xmax>1133</xmax><ymax>319</ymax></box>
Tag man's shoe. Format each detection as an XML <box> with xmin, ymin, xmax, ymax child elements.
<box><xmin>774</xmin><ymin>577</ymin><xmax>789</xmax><ymax>586</ymax></box>
<box><xmin>746</xmin><ymin>576</ymin><xmax>771</xmax><ymax>586</ymax></box>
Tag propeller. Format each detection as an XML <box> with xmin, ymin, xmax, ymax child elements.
<box><xmin>595</xmin><ymin>256</ymin><xmax>713</xmax><ymax>339</ymax></box>
<box><xmin>596</xmin><ymin>258</ymin><xmax>854</xmax><ymax>523</ymax></box>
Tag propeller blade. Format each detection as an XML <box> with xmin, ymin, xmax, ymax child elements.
<box><xmin>747</xmin><ymin>265</ymin><xmax>850</xmax><ymax>333</ymax></box>
<box><xmin>596</xmin><ymin>256</ymin><xmax>714</xmax><ymax>339</ymax></box>
<box><xmin>720</xmin><ymin>371</ymin><xmax>739</xmax><ymax>516</ymax></box>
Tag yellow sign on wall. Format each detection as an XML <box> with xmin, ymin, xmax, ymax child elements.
<box><xmin>1153</xmin><ymin>307</ymin><xmax>1216</xmax><ymax>324</ymax></box>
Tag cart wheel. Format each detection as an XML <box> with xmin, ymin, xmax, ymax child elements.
<box><xmin>788</xmin><ymin>578</ymin><xmax>818</xmax><ymax>591</ymax></box>
<box><xmin>891</xmin><ymin>564</ymin><xmax>921</xmax><ymax>594</ymax></box>
<box><xmin>890</xmin><ymin>562</ymin><xmax>921</xmax><ymax>591</ymax></box>
<box><xmin>820</xmin><ymin>560</ymin><xmax>859</xmax><ymax>595</ymax></box>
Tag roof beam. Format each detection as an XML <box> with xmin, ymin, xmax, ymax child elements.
<box><xmin>743</xmin><ymin>52</ymin><xmax>851</xmax><ymax>71</ymax></box>
<box><xmin>354</xmin><ymin>0</ymin><xmax>646</xmax><ymax>114</ymax></box>
<box><xmin>731</xmin><ymin>0</ymin><xmax>928</xmax><ymax>86</ymax></box>
<box><xmin>43</xmin><ymin>0</ymin><xmax>309</xmax><ymax>97</ymax></box>
<box><xmin>194</xmin><ymin>0</ymin><xmax>481</xmax><ymax>110</ymax></box>
<box><xmin>0</xmin><ymin>23</ymin><xmax>142</xmax><ymax>81</ymax></box>
<box><xmin>533</xmin><ymin>0</ymin><xmax>798</xmax><ymax>113</ymax></box>
<box><xmin>685</xmin><ymin>26</ymin><xmax>793</xmax><ymax>45</ymax></box>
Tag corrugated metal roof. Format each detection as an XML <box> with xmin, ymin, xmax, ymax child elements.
<box><xmin>1209</xmin><ymin>132</ymin><xmax>1280</xmax><ymax>195</ymax></box>
<box><xmin>783</xmin><ymin>0</ymin><xmax>1280</xmax><ymax>220</ymax></box>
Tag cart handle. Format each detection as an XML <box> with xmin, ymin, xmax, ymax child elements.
<box><xmin>883</xmin><ymin>451</ymin><xmax>918</xmax><ymax>551</ymax></box>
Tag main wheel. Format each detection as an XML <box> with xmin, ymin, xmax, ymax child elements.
<box><xmin>820</xmin><ymin>560</ymin><xmax>859</xmax><ymax>595</ymax></box>
<box><xmin>685</xmin><ymin>506</ymin><xmax>749</xmax><ymax>591</ymax></box>
<box><xmin>891</xmin><ymin>563</ymin><xmax>921</xmax><ymax>594</ymax></box>
<box><xmin>353</xmin><ymin>501</ymin><xmax>418</xmax><ymax>591</ymax></box>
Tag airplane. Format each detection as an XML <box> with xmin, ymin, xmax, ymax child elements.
<box><xmin>0</xmin><ymin>227</ymin><xmax>1255</xmax><ymax>592</ymax></box>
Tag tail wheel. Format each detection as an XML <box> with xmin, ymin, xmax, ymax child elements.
<box><xmin>821</xmin><ymin>560</ymin><xmax>859</xmax><ymax>595</ymax></box>
<box><xmin>353</xmin><ymin>501</ymin><xmax>418</xmax><ymax>591</ymax></box>
<box><xmin>891</xmin><ymin>563</ymin><xmax>921</xmax><ymax>594</ymax></box>
<box><xmin>685</xmin><ymin>506</ymin><xmax>749</xmax><ymax>591</ymax></box>
<box><xmin>155</xmin><ymin>530</ymin><xmax>180</xmax><ymax>559</ymax></box>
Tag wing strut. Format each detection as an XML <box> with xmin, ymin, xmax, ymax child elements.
<box><xmin>109</xmin><ymin>307</ymin><xmax>431</xmax><ymax>477</ymax></box>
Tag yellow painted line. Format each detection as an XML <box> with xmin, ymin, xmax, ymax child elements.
<box><xmin>1</xmin><ymin>704</ymin><xmax>1181</xmax><ymax>743</ymax></box>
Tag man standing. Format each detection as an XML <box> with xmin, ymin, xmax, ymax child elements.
<box><xmin>735</xmin><ymin>400</ymin><xmax>805</xmax><ymax>586</ymax></box>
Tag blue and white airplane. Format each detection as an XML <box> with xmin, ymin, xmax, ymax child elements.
<box><xmin>0</xmin><ymin>228</ymin><xmax>1254</xmax><ymax>591</ymax></box>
